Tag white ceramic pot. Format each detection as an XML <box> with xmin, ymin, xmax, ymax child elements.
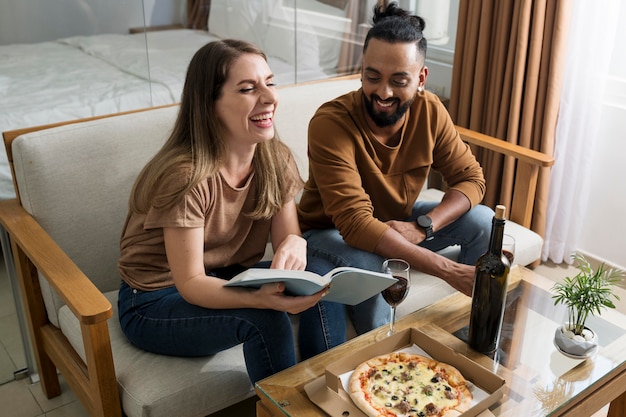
<box><xmin>554</xmin><ymin>323</ymin><xmax>598</xmax><ymax>358</ymax></box>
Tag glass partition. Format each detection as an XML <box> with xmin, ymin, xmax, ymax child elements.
<box><xmin>0</xmin><ymin>0</ymin><xmax>160</xmax><ymax>384</ymax></box>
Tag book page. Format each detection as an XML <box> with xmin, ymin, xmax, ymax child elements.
<box><xmin>324</xmin><ymin>269</ymin><xmax>396</xmax><ymax>305</ymax></box>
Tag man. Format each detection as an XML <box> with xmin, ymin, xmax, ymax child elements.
<box><xmin>296</xmin><ymin>2</ymin><xmax>493</xmax><ymax>359</ymax></box>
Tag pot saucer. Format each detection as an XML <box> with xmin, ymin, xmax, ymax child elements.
<box><xmin>553</xmin><ymin>339</ymin><xmax>598</xmax><ymax>360</ymax></box>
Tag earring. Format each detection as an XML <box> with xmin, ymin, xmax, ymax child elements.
<box><xmin>418</xmin><ymin>86</ymin><xmax>424</xmax><ymax>93</ymax></box>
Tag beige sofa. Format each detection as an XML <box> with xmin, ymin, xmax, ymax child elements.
<box><xmin>0</xmin><ymin>75</ymin><xmax>550</xmax><ymax>417</ymax></box>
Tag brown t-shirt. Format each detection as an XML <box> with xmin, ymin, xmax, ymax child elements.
<box><xmin>297</xmin><ymin>89</ymin><xmax>486</xmax><ymax>252</ymax></box>
<box><xmin>119</xmin><ymin>157</ymin><xmax>301</xmax><ymax>291</ymax></box>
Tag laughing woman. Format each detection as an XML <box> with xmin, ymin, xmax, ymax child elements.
<box><xmin>117</xmin><ymin>39</ymin><xmax>326</xmax><ymax>383</ymax></box>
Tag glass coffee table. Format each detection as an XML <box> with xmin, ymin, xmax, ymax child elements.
<box><xmin>255</xmin><ymin>266</ymin><xmax>626</xmax><ymax>417</ymax></box>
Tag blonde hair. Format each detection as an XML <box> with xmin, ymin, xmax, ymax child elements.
<box><xmin>129</xmin><ymin>39</ymin><xmax>302</xmax><ymax>220</ymax></box>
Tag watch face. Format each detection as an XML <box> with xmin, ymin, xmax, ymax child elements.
<box><xmin>418</xmin><ymin>215</ymin><xmax>432</xmax><ymax>228</ymax></box>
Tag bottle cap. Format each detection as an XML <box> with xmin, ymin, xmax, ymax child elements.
<box><xmin>495</xmin><ymin>205</ymin><xmax>506</xmax><ymax>220</ymax></box>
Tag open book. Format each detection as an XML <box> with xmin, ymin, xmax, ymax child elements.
<box><xmin>224</xmin><ymin>266</ymin><xmax>397</xmax><ymax>305</ymax></box>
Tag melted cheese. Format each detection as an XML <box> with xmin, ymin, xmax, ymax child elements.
<box><xmin>361</xmin><ymin>360</ymin><xmax>460</xmax><ymax>416</ymax></box>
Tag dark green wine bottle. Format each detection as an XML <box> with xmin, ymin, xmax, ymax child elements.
<box><xmin>468</xmin><ymin>205</ymin><xmax>511</xmax><ymax>353</ymax></box>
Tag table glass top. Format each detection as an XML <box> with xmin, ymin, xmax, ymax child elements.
<box><xmin>255</xmin><ymin>266</ymin><xmax>626</xmax><ymax>416</ymax></box>
<box><xmin>455</xmin><ymin>279</ymin><xmax>626</xmax><ymax>415</ymax></box>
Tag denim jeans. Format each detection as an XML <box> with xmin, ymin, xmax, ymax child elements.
<box><xmin>118</xmin><ymin>275</ymin><xmax>296</xmax><ymax>384</ymax></box>
<box><xmin>297</xmin><ymin>201</ymin><xmax>493</xmax><ymax>359</ymax></box>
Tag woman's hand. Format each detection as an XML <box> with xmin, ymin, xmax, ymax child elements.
<box><xmin>270</xmin><ymin>233</ymin><xmax>307</xmax><ymax>270</ymax></box>
<box><xmin>256</xmin><ymin>281</ymin><xmax>327</xmax><ymax>314</ymax></box>
<box><xmin>164</xmin><ymin>226</ymin><xmax>322</xmax><ymax>311</ymax></box>
<box><xmin>270</xmin><ymin>198</ymin><xmax>306</xmax><ymax>270</ymax></box>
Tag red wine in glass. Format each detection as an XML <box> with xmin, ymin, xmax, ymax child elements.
<box><xmin>502</xmin><ymin>234</ymin><xmax>515</xmax><ymax>265</ymax></box>
<box><xmin>380</xmin><ymin>259</ymin><xmax>411</xmax><ymax>338</ymax></box>
<box><xmin>502</xmin><ymin>250</ymin><xmax>514</xmax><ymax>265</ymax></box>
<box><xmin>382</xmin><ymin>276</ymin><xmax>409</xmax><ymax>307</ymax></box>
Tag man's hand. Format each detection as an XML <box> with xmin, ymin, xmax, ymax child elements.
<box><xmin>442</xmin><ymin>263</ymin><xmax>475</xmax><ymax>296</ymax></box>
<box><xmin>375</xmin><ymin>221</ymin><xmax>477</xmax><ymax>297</ymax></box>
<box><xmin>386</xmin><ymin>220</ymin><xmax>425</xmax><ymax>245</ymax></box>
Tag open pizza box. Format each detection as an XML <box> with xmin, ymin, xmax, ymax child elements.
<box><xmin>304</xmin><ymin>327</ymin><xmax>505</xmax><ymax>417</ymax></box>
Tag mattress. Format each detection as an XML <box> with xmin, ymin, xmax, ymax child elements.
<box><xmin>0</xmin><ymin>29</ymin><xmax>328</xmax><ymax>199</ymax></box>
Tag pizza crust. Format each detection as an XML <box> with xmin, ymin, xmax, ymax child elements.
<box><xmin>442</xmin><ymin>410</ymin><xmax>463</xmax><ymax>417</ymax></box>
<box><xmin>348</xmin><ymin>388</ymin><xmax>382</xmax><ymax>417</ymax></box>
<box><xmin>348</xmin><ymin>352</ymin><xmax>473</xmax><ymax>417</ymax></box>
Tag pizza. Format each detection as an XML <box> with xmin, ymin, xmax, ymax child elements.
<box><xmin>348</xmin><ymin>352</ymin><xmax>472</xmax><ymax>417</ymax></box>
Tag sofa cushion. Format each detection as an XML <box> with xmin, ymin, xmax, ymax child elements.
<box><xmin>58</xmin><ymin>291</ymin><xmax>254</xmax><ymax>417</ymax></box>
<box><xmin>273</xmin><ymin>76</ymin><xmax>362</xmax><ymax>177</ymax></box>
<box><xmin>11</xmin><ymin>106</ymin><xmax>178</xmax><ymax>327</ymax></box>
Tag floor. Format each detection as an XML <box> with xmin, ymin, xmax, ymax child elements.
<box><xmin>0</xmin><ymin>256</ymin><xmax>622</xmax><ymax>416</ymax></box>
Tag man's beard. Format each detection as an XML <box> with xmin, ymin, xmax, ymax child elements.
<box><xmin>362</xmin><ymin>92</ymin><xmax>414</xmax><ymax>127</ymax></box>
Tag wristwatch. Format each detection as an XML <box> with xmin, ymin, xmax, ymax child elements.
<box><xmin>416</xmin><ymin>215</ymin><xmax>434</xmax><ymax>241</ymax></box>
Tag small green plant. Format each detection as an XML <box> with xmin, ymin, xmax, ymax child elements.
<box><xmin>552</xmin><ymin>253</ymin><xmax>624</xmax><ymax>336</ymax></box>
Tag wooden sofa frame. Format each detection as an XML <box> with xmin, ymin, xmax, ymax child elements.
<box><xmin>0</xmin><ymin>101</ymin><xmax>553</xmax><ymax>417</ymax></box>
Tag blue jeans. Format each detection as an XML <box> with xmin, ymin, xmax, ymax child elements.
<box><xmin>297</xmin><ymin>201</ymin><xmax>493</xmax><ymax>359</ymax></box>
<box><xmin>118</xmin><ymin>270</ymin><xmax>295</xmax><ymax>384</ymax></box>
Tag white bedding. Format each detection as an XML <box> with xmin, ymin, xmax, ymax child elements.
<box><xmin>0</xmin><ymin>29</ymin><xmax>329</xmax><ymax>200</ymax></box>
<box><xmin>0</xmin><ymin>39</ymin><xmax>173</xmax><ymax>199</ymax></box>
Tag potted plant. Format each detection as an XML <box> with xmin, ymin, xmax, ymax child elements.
<box><xmin>551</xmin><ymin>253</ymin><xmax>624</xmax><ymax>358</ymax></box>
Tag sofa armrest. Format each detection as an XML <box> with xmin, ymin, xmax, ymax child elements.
<box><xmin>455</xmin><ymin>126</ymin><xmax>555</xmax><ymax>229</ymax></box>
<box><xmin>0</xmin><ymin>199</ymin><xmax>121</xmax><ymax>416</ymax></box>
<box><xmin>0</xmin><ymin>199</ymin><xmax>112</xmax><ymax>324</ymax></box>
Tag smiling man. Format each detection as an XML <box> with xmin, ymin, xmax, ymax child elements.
<box><xmin>296</xmin><ymin>1</ymin><xmax>494</xmax><ymax>359</ymax></box>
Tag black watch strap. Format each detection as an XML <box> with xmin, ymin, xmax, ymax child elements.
<box><xmin>416</xmin><ymin>215</ymin><xmax>434</xmax><ymax>241</ymax></box>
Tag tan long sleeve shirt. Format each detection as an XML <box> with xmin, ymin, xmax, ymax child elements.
<box><xmin>297</xmin><ymin>88</ymin><xmax>485</xmax><ymax>253</ymax></box>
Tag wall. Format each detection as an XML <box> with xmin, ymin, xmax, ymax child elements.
<box><xmin>577</xmin><ymin>3</ymin><xmax>626</xmax><ymax>270</ymax></box>
<box><xmin>579</xmin><ymin>87</ymin><xmax>626</xmax><ymax>270</ymax></box>
<box><xmin>415</xmin><ymin>0</ymin><xmax>459</xmax><ymax>99</ymax></box>
<box><xmin>0</xmin><ymin>0</ymin><xmax>184</xmax><ymax>45</ymax></box>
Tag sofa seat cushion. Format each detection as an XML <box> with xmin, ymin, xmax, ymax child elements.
<box><xmin>58</xmin><ymin>291</ymin><xmax>254</xmax><ymax>417</ymax></box>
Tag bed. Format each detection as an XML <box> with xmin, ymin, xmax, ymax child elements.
<box><xmin>0</xmin><ymin>0</ymin><xmax>357</xmax><ymax>200</ymax></box>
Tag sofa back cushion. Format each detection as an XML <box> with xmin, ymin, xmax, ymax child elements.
<box><xmin>11</xmin><ymin>106</ymin><xmax>179</xmax><ymax>326</ymax></box>
<box><xmin>273</xmin><ymin>76</ymin><xmax>361</xmax><ymax>178</ymax></box>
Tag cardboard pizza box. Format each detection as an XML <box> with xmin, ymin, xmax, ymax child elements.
<box><xmin>304</xmin><ymin>327</ymin><xmax>504</xmax><ymax>417</ymax></box>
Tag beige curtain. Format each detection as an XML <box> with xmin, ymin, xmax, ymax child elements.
<box><xmin>336</xmin><ymin>0</ymin><xmax>368</xmax><ymax>75</ymax></box>
<box><xmin>186</xmin><ymin>0</ymin><xmax>211</xmax><ymax>30</ymax></box>
<box><xmin>449</xmin><ymin>0</ymin><xmax>571</xmax><ymax>238</ymax></box>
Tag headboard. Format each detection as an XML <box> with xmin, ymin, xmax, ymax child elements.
<box><xmin>187</xmin><ymin>0</ymin><xmax>361</xmax><ymax>76</ymax></box>
<box><xmin>186</xmin><ymin>0</ymin><xmax>352</xmax><ymax>30</ymax></box>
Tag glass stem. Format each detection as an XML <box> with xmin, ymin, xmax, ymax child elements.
<box><xmin>389</xmin><ymin>306</ymin><xmax>396</xmax><ymax>334</ymax></box>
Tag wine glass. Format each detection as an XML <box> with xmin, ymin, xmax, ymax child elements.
<box><xmin>502</xmin><ymin>234</ymin><xmax>515</xmax><ymax>265</ymax></box>
<box><xmin>380</xmin><ymin>259</ymin><xmax>411</xmax><ymax>337</ymax></box>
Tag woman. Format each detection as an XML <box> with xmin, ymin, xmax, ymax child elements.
<box><xmin>117</xmin><ymin>39</ymin><xmax>326</xmax><ymax>383</ymax></box>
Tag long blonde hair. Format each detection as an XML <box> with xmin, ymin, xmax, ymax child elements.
<box><xmin>129</xmin><ymin>39</ymin><xmax>302</xmax><ymax>220</ymax></box>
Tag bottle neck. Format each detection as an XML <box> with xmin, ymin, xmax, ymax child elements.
<box><xmin>489</xmin><ymin>217</ymin><xmax>506</xmax><ymax>255</ymax></box>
